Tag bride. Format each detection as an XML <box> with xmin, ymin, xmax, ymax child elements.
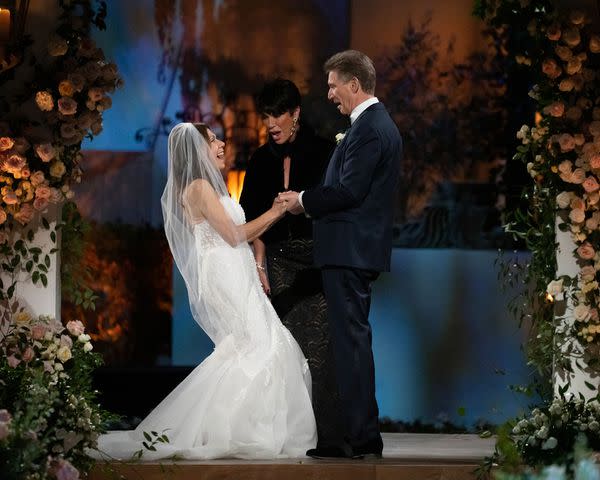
<box><xmin>95</xmin><ymin>122</ymin><xmax>316</xmax><ymax>460</ymax></box>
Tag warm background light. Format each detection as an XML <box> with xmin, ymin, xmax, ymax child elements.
<box><xmin>0</xmin><ymin>8</ymin><xmax>11</xmax><ymax>43</ymax></box>
<box><xmin>226</xmin><ymin>169</ymin><xmax>246</xmax><ymax>202</ymax></box>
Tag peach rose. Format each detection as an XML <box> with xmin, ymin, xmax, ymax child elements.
<box><xmin>34</xmin><ymin>143</ymin><xmax>55</xmax><ymax>163</ymax></box>
<box><xmin>48</xmin><ymin>35</ymin><xmax>68</xmax><ymax>56</ymax></box>
<box><xmin>571</xmin><ymin>196</ymin><xmax>585</xmax><ymax>210</ymax></box>
<box><xmin>563</xmin><ymin>27</ymin><xmax>581</xmax><ymax>47</ymax></box>
<box><xmin>590</xmin><ymin>35</ymin><xmax>600</xmax><ymax>54</ymax></box>
<box><xmin>68</xmin><ymin>73</ymin><xmax>85</xmax><ymax>92</ymax></box>
<box><xmin>0</xmin><ymin>137</ymin><xmax>14</xmax><ymax>151</ymax></box>
<box><xmin>542</xmin><ymin>58</ymin><xmax>562</xmax><ymax>79</ymax></box>
<box><xmin>57</xmin><ymin>97</ymin><xmax>77</xmax><ymax>116</ymax></box>
<box><xmin>547</xmin><ymin>23</ymin><xmax>561</xmax><ymax>41</ymax></box>
<box><xmin>35</xmin><ymin>91</ymin><xmax>54</xmax><ymax>112</ymax></box>
<box><xmin>591</xmin><ymin>154</ymin><xmax>600</xmax><ymax>170</ymax></box>
<box><xmin>572</xmin><ymin>168</ymin><xmax>586</xmax><ymax>184</ymax></box>
<box><xmin>14</xmin><ymin>203</ymin><xmax>34</xmax><ymax>225</ymax></box>
<box><xmin>558</xmin><ymin>133</ymin><xmax>576</xmax><ymax>152</ymax></box>
<box><xmin>32</xmin><ymin>197</ymin><xmax>49</xmax><ymax>211</ymax></box>
<box><xmin>0</xmin><ymin>209</ymin><xmax>6</xmax><ymax>225</ymax></box>
<box><xmin>58</xmin><ymin>80</ymin><xmax>75</xmax><ymax>97</ymax></box>
<box><xmin>29</xmin><ymin>171</ymin><xmax>45</xmax><ymax>186</ymax></box>
<box><xmin>566</xmin><ymin>106</ymin><xmax>583</xmax><ymax>122</ymax></box>
<box><xmin>570</xmin><ymin>10</ymin><xmax>586</xmax><ymax>25</ymax></box>
<box><xmin>570</xmin><ymin>208</ymin><xmax>586</xmax><ymax>223</ymax></box>
<box><xmin>590</xmin><ymin>121</ymin><xmax>600</xmax><ymax>137</ymax></box>
<box><xmin>60</xmin><ymin>123</ymin><xmax>77</xmax><ymax>139</ymax></box>
<box><xmin>2</xmin><ymin>192</ymin><xmax>17</xmax><ymax>205</ymax></box>
<box><xmin>544</xmin><ymin>101</ymin><xmax>564</xmax><ymax>117</ymax></box>
<box><xmin>583</xmin><ymin>176</ymin><xmax>600</xmax><ymax>193</ymax></box>
<box><xmin>577</xmin><ymin>242</ymin><xmax>596</xmax><ymax>260</ymax></box>
<box><xmin>572</xmin><ymin>74</ymin><xmax>585</xmax><ymax>91</ymax></box>
<box><xmin>555</xmin><ymin>45</ymin><xmax>573</xmax><ymax>61</ymax></box>
<box><xmin>566</xmin><ymin>57</ymin><xmax>582</xmax><ymax>75</ymax></box>
<box><xmin>581</xmin><ymin>265</ymin><xmax>596</xmax><ymax>281</ymax></box>
<box><xmin>586</xmin><ymin>216</ymin><xmax>599</xmax><ymax>231</ymax></box>
<box><xmin>87</xmin><ymin>87</ymin><xmax>104</xmax><ymax>102</ymax></box>
<box><xmin>559</xmin><ymin>78</ymin><xmax>574</xmax><ymax>91</ymax></box>
<box><xmin>3</xmin><ymin>154</ymin><xmax>26</xmax><ymax>174</ymax></box>
<box><xmin>21</xmin><ymin>347</ymin><xmax>34</xmax><ymax>363</ymax></box>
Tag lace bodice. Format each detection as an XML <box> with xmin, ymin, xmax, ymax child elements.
<box><xmin>193</xmin><ymin>196</ymin><xmax>247</xmax><ymax>250</ymax></box>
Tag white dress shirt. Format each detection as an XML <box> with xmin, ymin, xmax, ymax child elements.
<box><xmin>298</xmin><ymin>97</ymin><xmax>379</xmax><ymax>210</ymax></box>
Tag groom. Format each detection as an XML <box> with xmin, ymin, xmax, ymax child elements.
<box><xmin>279</xmin><ymin>50</ymin><xmax>402</xmax><ymax>459</ymax></box>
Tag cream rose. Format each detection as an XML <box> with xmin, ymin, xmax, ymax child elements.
<box><xmin>572</xmin><ymin>168</ymin><xmax>586</xmax><ymax>184</ymax></box>
<box><xmin>49</xmin><ymin>161</ymin><xmax>66</xmax><ymax>179</ymax></box>
<box><xmin>56</xmin><ymin>345</ymin><xmax>72</xmax><ymax>363</ymax></box>
<box><xmin>83</xmin><ymin>342</ymin><xmax>93</xmax><ymax>352</ymax></box>
<box><xmin>547</xmin><ymin>279</ymin><xmax>564</xmax><ymax>298</ymax></box>
<box><xmin>14</xmin><ymin>311</ymin><xmax>31</xmax><ymax>327</ymax></box>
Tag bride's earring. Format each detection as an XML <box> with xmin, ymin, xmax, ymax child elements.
<box><xmin>290</xmin><ymin>117</ymin><xmax>298</xmax><ymax>139</ymax></box>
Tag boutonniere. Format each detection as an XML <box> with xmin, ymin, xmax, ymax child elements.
<box><xmin>335</xmin><ymin>131</ymin><xmax>346</xmax><ymax>144</ymax></box>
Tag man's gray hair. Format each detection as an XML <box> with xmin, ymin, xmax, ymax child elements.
<box><xmin>324</xmin><ymin>50</ymin><xmax>376</xmax><ymax>94</ymax></box>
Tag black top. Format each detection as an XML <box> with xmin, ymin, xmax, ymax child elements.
<box><xmin>239</xmin><ymin>123</ymin><xmax>334</xmax><ymax>245</ymax></box>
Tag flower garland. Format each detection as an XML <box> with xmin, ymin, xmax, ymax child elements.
<box><xmin>511</xmin><ymin>10</ymin><xmax>600</xmax><ymax>349</ymax></box>
<box><xmin>0</xmin><ymin>2</ymin><xmax>120</xmax><ymax>232</ymax></box>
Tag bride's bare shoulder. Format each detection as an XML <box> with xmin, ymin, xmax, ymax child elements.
<box><xmin>183</xmin><ymin>179</ymin><xmax>217</xmax><ymax>203</ymax></box>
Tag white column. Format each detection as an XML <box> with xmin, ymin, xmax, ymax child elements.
<box><xmin>553</xmin><ymin>214</ymin><xmax>599</xmax><ymax>399</ymax></box>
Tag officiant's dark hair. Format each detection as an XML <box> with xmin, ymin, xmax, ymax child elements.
<box><xmin>324</xmin><ymin>50</ymin><xmax>376</xmax><ymax>95</ymax></box>
<box><xmin>255</xmin><ymin>78</ymin><xmax>301</xmax><ymax>117</ymax></box>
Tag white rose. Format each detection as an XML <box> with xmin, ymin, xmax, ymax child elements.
<box><xmin>547</xmin><ymin>279</ymin><xmax>564</xmax><ymax>300</ymax></box>
<box><xmin>83</xmin><ymin>342</ymin><xmax>93</xmax><ymax>352</ymax></box>
<box><xmin>78</xmin><ymin>333</ymin><xmax>91</xmax><ymax>343</ymax></box>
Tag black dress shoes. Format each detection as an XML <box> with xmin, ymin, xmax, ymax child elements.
<box><xmin>306</xmin><ymin>445</ymin><xmax>382</xmax><ymax>460</ymax></box>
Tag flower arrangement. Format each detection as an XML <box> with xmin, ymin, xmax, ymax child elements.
<box><xmin>0</xmin><ymin>309</ymin><xmax>108</xmax><ymax>479</ymax></box>
<box><xmin>0</xmin><ymin>1</ymin><xmax>121</xmax><ymax>304</ymax></box>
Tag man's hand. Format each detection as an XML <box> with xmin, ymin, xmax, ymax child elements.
<box><xmin>278</xmin><ymin>191</ymin><xmax>304</xmax><ymax>215</ymax></box>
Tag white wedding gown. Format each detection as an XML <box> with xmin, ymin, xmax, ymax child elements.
<box><xmin>95</xmin><ymin>197</ymin><xmax>317</xmax><ymax>460</ymax></box>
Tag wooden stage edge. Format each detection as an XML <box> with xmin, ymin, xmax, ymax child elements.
<box><xmin>89</xmin><ymin>433</ymin><xmax>496</xmax><ymax>480</ymax></box>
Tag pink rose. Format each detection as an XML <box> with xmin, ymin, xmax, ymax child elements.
<box><xmin>0</xmin><ymin>137</ymin><xmax>14</xmax><ymax>151</ymax></box>
<box><xmin>581</xmin><ymin>265</ymin><xmax>596</xmax><ymax>281</ymax></box>
<box><xmin>583</xmin><ymin>176</ymin><xmax>600</xmax><ymax>193</ymax></box>
<box><xmin>30</xmin><ymin>171</ymin><xmax>45</xmax><ymax>186</ymax></box>
<box><xmin>66</xmin><ymin>320</ymin><xmax>85</xmax><ymax>337</ymax></box>
<box><xmin>57</xmin><ymin>97</ymin><xmax>77</xmax><ymax>116</ymax></box>
<box><xmin>558</xmin><ymin>160</ymin><xmax>573</xmax><ymax>174</ymax></box>
<box><xmin>34</xmin><ymin>143</ymin><xmax>55</xmax><ymax>162</ymax></box>
<box><xmin>22</xmin><ymin>347</ymin><xmax>34</xmax><ymax>363</ymax></box>
<box><xmin>542</xmin><ymin>58</ymin><xmax>562</xmax><ymax>79</ymax></box>
<box><xmin>31</xmin><ymin>323</ymin><xmax>47</xmax><ymax>340</ymax></box>
<box><xmin>54</xmin><ymin>458</ymin><xmax>80</xmax><ymax>480</ymax></box>
<box><xmin>14</xmin><ymin>203</ymin><xmax>34</xmax><ymax>225</ymax></box>
<box><xmin>42</xmin><ymin>360</ymin><xmax>54</xmax><ymax>373</ymax></box>
<box><xmin>577</xmin><ymin>242</ymin><xmax>596</xmax><ymax>260</ymax></box>
<box><xmin>33</xmin><ymin>197</ymin><xmax>49</xmax><ymax>211</ymax></box>
<box><xmin>60</xmin><ymin>334</ymin><xmax>73</xmax><ymax>348</ymax></box>
<box><xmin>7</xmin><ymin>355</ymin><xmax>20</xmax><ymax>368</ymax></box>
<box><xmin>35</xmin><ymin>185</ymin><xmax>52</xmax><ymax>200</ymax></box>
<box><xmin>590</xmin><ymin>309</ymin><xmax>600</xmax><ymax>322</ymax></box>
<box><xmin>591</xmin><ymin>154</ymin><xmax>600</xmax><ymax>170</ymax></box>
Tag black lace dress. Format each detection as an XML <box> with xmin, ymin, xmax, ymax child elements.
<box><xmin>239</xmin><ymin>124</ymin><xmax>343</xmax><ymax>446</ymax></box>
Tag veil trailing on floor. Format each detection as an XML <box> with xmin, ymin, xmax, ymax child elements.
<box><xmin>160</xmin><ymin>122</ymin><xmax>245</xmax><ymax>342</ymax></box>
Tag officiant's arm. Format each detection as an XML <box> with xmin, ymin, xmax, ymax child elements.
<box><xmin>302</xmin><ymin>129</ymin><xmax>381</xmax><ymax>218</ymax></box>
<box><xmin>185</xmin><ymin>180</ymin><xmax>285</xmax><ymax>247</ymax></box>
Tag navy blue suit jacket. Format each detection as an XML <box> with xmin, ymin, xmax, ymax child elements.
<box><xmin>302</xmin><ymin>102</ymin><xmax>402</xmax><ymax>272</ymax></box>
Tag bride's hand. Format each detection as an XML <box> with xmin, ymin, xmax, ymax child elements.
<box><xmin>272</xmin><ymin>197</ymin><xmax>288</xmax><ymax>216</ymax></box>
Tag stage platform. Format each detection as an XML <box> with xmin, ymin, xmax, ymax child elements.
<box><xmin>89</xmin><ymin>433</ymin><xmax>496</xmax><ymax>480</ymax></box>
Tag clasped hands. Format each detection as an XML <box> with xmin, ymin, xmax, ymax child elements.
<box><xmin>274</xmin><ymin>191</ymin><xmax>304</xmax><ymax>215</ymax></box>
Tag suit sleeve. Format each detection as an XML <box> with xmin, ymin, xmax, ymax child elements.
<box><xmin>302</xmin><ymin>127</ymin><xmax>381</xmax><ymax>218</ymax></box>
<box><xmin>239</xmin><ymin>152</ymin><xmax>265</xmax><ymax>222</ymax></box>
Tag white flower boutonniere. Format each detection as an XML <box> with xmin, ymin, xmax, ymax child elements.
<box><xmin>335</xmin><ymin>132</ymin><xmax>346</xmax><ymax>144</ymax></box>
